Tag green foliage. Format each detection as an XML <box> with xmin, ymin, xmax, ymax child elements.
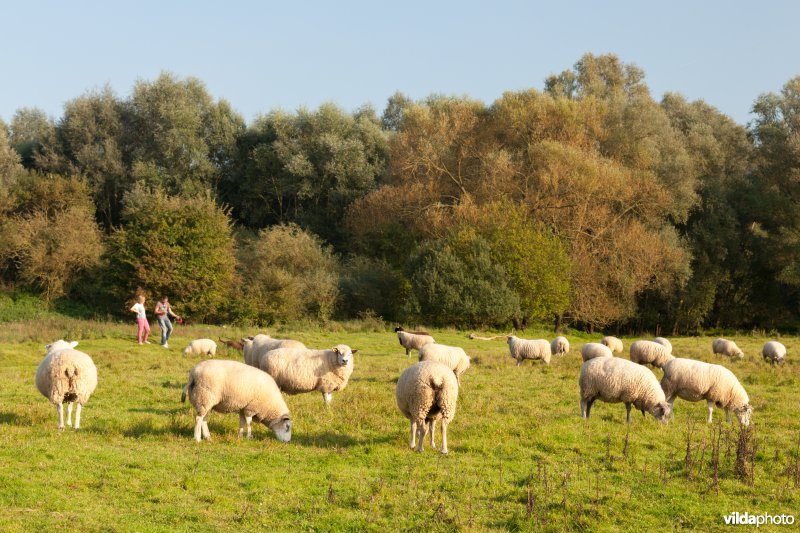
<box><xmin>104</xmin><ymin>187</ymin><xmax>236</xmax><ymax>322</ymax></box>
<box><xmin>238</xmin><ymin>224</ymin><xmax>339</xmax><ymax>324</ymax></box>
<box><xmin>338</xmin><ymin>255</ymin><xmax>407</xmax><ymax>321</ymax></box>
<box><xmin>8</xmin><ymin>107</ymin><xmax>54</xmax><ymax>169</ymax></box>
<box><xmin>407</xmin><ymin>233</ymin><xmax>520</xmax><ymax>327</ymax></box>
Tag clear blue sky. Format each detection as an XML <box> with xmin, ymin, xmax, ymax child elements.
<box><xmin>2</xmin><ymin>1</ymin><xmax>799</xmax><ymax>126</ymax></box>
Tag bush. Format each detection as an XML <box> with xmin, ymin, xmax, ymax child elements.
<box><xmin>338</xmin><ymin>256</ymin><xmax>406</xmax><ymax>321</ymax></box>
<box><xmin>238</xmin><ymin>224</ymin><xmax>339</xmax><ymax>323</ymax></box>
<box><xmin>104</xmin><ymin>187</ymin><xmax>236</xmax><ymax>322</ymax></box>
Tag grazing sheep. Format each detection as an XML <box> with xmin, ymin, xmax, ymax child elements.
<box><xmin>660</xmin><ymin>358</ymin><xmax>752</xmax><ymax>426</ymax></box>
<box><xmin>35</xmin><ymin>340</ymin><xmax>98</xmax><ymax>430</ymax></box>
<box><xmin>395</xmin><ymin>326</ymin><xmax>435</xmax><ymax>356</ymax></box>
<box><xmin>419</xmin><ymin>343</ymin><xmax>471</xmax><ymax>382</ymax></box>
<box><xmin>579</xmin><ymin>356</ymin><xmax>672</xmax><ymax>423</ymax></box>
<box><xmin>243</xmin><ymin>334</ymin><xmax>307</xmax><ymax>367</ymax></box>
<box><xmin>601</xmin><ymin>336</ymin><xmax>624</xmax><ymax>354</ymax></box>
<box><xmin>762</xmin><ymin>341</ymin><xmax>786</xmax><ymax>365</ymax></box>
<box><xmin>652</xmin><ymin>337</ymin><xmax>673</xmax><ymax>355</ymax></box>
<box><xmin>551</xmin><ymin>336</ymin><xmax>570</xmax><ymax>356</ymax></box>
<box><xmin>218</xmin><ymin>337</ymin><xmax>244</xmax><ymax>351</ymax></box>
<box><xmin>181</xmin><ymin>359</ymin><xmax>292</xmax><ymax>442</ymax></box>
<box><xmin>581</xmin><ymin>342</ymin><xmax>613</xmax><ymax>362</ymax></box>
<box><xmin>629</xmin><ymin>340</ymin><xmax>675</xmax><ymax>368</ymax></box>
<box><xmin>259</xmin><ymin>345</ymin><xmax>356</xmax><ymax>404</ymax></box>
<box><xmin>506</xmin><ymin>335</ymin><xmax>551</xmax><ymax>366</ymax></box>
<box><xmin>712</xmin><ymin>338</ymin><xmax>744</xmax><ymax>360</ymax></box>
<box><xmin>183</xmin><ymin>338</ymin><xmax>217</xmax><ymax>357</ymax></box>
<box><xmin>396</xmin><ymin>361</ymin><xmax>458</xmax><ymax>454</ymax></box>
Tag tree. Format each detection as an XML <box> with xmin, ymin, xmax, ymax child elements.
<box><xmin>105</xmin><ymin>188</ymin><xmax>236</xmax><ymax>322</ymax></box>
<box><xmin>8</xmin><ymin>108</ymin><xmax>54</xmax><ymax>169</ymax></box>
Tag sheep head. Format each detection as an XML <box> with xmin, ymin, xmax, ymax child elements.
<box><xmin>332</xmin><ymin>345</ymin><xmax>356</xmax><ymax>366</ymax></box>
<box><xmin>267</xmin><ymin>413</ymin><xmax>292</xmax><ymax>442</ymax></box>
<box><xmin>45</xmin><ymin>340</ymin><xmax>79</xmax><ymax>354</ymax></box>
<box><xmin>735</xmin><ymin>404</ymin><xmax>753</xmax><ymax>426</ymax></box>
<box><xmin>650</xmin><ymin>402</ymin><xmax>672</xmax><ymax>424</ymax></box>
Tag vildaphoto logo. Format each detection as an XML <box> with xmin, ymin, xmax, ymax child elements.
<box><xmin>723</xmin><ymin>512</ymin><xmax>795</xmax><ymax>527</ymax></box>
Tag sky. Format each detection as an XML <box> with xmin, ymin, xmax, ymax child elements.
<box><xmin>1</xmin><ymin>1</ymin><xmax>799</xmax><ymax>126</ymax></box>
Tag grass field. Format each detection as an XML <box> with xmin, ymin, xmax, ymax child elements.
<box><xmin>1</xmin><ymin>318</ymin><xmax>799</xmax><ymax>531</ymax></box>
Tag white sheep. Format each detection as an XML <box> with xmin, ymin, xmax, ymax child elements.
<box><xmin>506</xmin><ymin>335</ymin><xmax>551</xmax><ymax>366</ymax></box>
<box><xmin>712</xmin><ymin>338</ymin><xmax>744</xmax><ymax>360</ymax></box>
<box><xmin>581</xmin><ymin>342</ymin><xmax>613</xmax><ymax>362</ymax></box>
<box><xmin>395</xmin><ymin>326</ymin><xmax>435</xmax><ymax>356</ymax></box>
<box><xmin>419</xmin><ymin>343</ymin><xmax>471</xmax><ymax>382</ymax></box>
<box><xmin>762</xmin><ymin>341</ymin><xmax>786</xmax><ymax>365</ymax></box>
<box><xmin>551</xmin><ymin>336</ymin><xmax>570</xmax><ymax>356</ymax></box>
<box><xmin>259</xmin><ymin>344</ymin><xmax>356</xmax><ymax>404</ymax></box>
<box><xmin>35</xmin><ymin>340</ymin><xmax>98</xmax><ymax>430</ymax></box>
<box><xmin>660</xmin><ymin>358</ymin><xmax>752</xmax><ymax>426</ymax></box>
<box><xmin>653</xmin><ymin>337</ymin><xmax>673</xmax><ymax>354</ymax></box>
<box><xmin>396</xmin><ymin>361</ymin><xmax>458</xmax><ymax>454</ymax></box>
<box><xmin>183</xmin><ymin>338</ymin><xmax>217</xmax><ymax>357</ymax></box>
<box><xmin>243</xmin><ymin>334</ymin><xmax>307</xmax><ymax>367</ymax></box>
<box><xmin>579</xmin><ymin>356</ymin><xmax>672</xmax><ymax>423</ymax></box>
<box><xmin>181</xmin><ymin>359</ymin><xmax>292</xmax><ymax>442</ymax></box>
<box><xmin>629</xmin><ymin>340</ymin><xmax>675</xmax><ymax>368</ymax></box>
<box><xmin>601</xmin><ymin>336</ymin><xmax>624</xmax><ymax>354</ymax></box>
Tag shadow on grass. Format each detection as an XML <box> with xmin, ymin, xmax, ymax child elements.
<box><xmin>0</xmin><ymin>411</ymin><xmax>19</xmax><ymax>425</ymax></box>
<box><xmin>162</xmin><ymin>380</ymin><xmax>185</xmax><ymax>389</ymax></box>
<box><xmin>292</xmin><ymin>431</ymin><xmax>394</xmax><ymax>448</ymax></box>
<box><xmin>122</xmin><ymin>417</ymin><xmax>187</xmax><ymax>438</ymax></box>
<box><xmin>129</xmin><ymin>407</ymin><xmax>185</xmax><ymax>416</ymax></box>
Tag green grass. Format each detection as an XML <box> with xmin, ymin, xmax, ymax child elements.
<box><xmin>1</xmin><ymin>320</ymin><xmax>799</xmax><ymax>531</ymax></box>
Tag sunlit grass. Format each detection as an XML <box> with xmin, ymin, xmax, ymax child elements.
<box><xmin>1</xmin><ymin>320</ymin><xmax>798</xmax><ymax>530</ymax></box>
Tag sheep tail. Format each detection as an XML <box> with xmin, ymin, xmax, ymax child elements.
<box><xmin>181</xmin><ymin>377</ymin><xmax>193</xmax><ymax>403</ymax></box>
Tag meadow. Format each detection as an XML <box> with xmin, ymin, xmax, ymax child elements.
<box><xmin>1</xmin><ymin>317</ymin><xmax>799</xmax><ymax>531</ymax></box>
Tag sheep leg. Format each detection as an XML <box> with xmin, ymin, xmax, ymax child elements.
<box><xmin>585</xmin><ymin>399</ymin><xmax>594</xmax><ymax>418</ymax></box>
<box><xmin>440</xmin><ymin>420</ymin><xmax>448</xmax><ymax>454</ymax></box>
<box><xmin>580</xmin><ymin>399</ymin><xmax>587</xmax><ymax>419</ymax></box>
<box><xmin>74</xmin><ymin>403</ymin><xmax>82</xmax><ymax>429</ymax></box>
<box><xmin>409</xmin><ymin>420</ymin><xmax>417</xmax><ymax>449</ymax></box>
<box><xmin>429</xmin><ymin>419</ymin><xmax>436</xmax><ymax>449</ymax></box>
<box><xmin>194</xmin><ymin>415</ymin><xmax>204</xmax><ymax>442</ymax></box>
<box><xmin>706</xmin><ymin>401</ymin><xmax>714</xmax><ymax>423</ymax></box>
<box><xmin>66</xmin><ymin>402</ymin><xmax>73</xmax><ymax>427</ymax></box>
<box><xmin>56</xmin><ymin>403</ymin><xmax>64</xmax><ymax>430</ymax></box>
<box><xmin>725</xmin><ymin>409</ymin><xmax>731</xmax><ymax>424</ymax></box>
<box><xmin>406</xmin><ymin>348</ymin><xmax>411</xmax><ymax>357</ymax></box>
<box><xmin>625</xmin><ymin>403</ymin><xmax>632</xmax><ymax>424</ymax></box>
<box><xmin>323</xmin><ymin>392</ymin><xmax>333</xmax><ymax>404</ymax></box>
<box><xmin>245</xmin><ymin>415</ymin><xmax>253</xmax><ymax>438</ymax></box>
<box><xmin>416</xmin><ymin>420</ymin><xmax>427</xmax><ymax>452</ymax></box>
<box><xmin>238</xmin><ymin>414</ymin><xmax>246</xmax><ymax>438</ymax></box>
<box><xmin>516</xmin><ymin>359</ymin><xmax>522</xmax><ymax>367</ymax></box>
<box><xmin>202</xmin><ymin>416</ymin><xmax>211</xmax><ymax>440</ymax></box>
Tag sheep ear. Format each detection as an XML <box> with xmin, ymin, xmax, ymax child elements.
<box><xmin>332</xmin><ymin>347</ymin><xmax>340</xmax><ymax>354</ymax></box>
<box><xmin>44</xmin><ymin>343</ymin><xmax>53</xmax><ymax>351</ymax></box>
<box><xmin>351</xmin><ymin>349</ymin><xmax>358</xmax><ymax>355</ymax></box>
<box><xmin>69</xmin><ymin>341</ymin><xmax>79</xmax><ymax>349</ymax></box>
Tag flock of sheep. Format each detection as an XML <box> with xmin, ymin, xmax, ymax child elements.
<box><xmin>32</xmin><ymin>327</ymin><xmax>784</xmax><ymax>454</ymax></box>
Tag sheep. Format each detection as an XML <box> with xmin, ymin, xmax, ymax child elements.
<box><xmin>181</xmin><ymin>359</ymin><xmax>292</xmax><ymax>442</ymax></box>
<box><xmin>35</xmin><ymin>340</ymin><xmax>98</xmax><ymax>430</ymax></box>
<box><xmin>629</xmin><ymin>340</ymin><xmax>675</xmax><ymax>368</ymax></box>
<box><xmin>243</xmin><ymin>334</ymin><xmax>307</xmax><ymax>367</ymax></box>
<box><xmin>601</xmin><ymin>336</ymin><xmax>623</xmax><ymax>354</ymax></box>
<box><xmin>395</xmin><ymin>326</ymin><xmax>435</xmax><ymax>356</ymax></box>
<box><xmin>218</xmin><ymin>337</ymin><xmax>244</xmax><ymax>351</ymax></box>
<box><xmin>183</xmin><ymin>338</ymin><xmax>217</xmax><ymax>357</ymax></box>
<box><xmin>762</xmin><ymin>341</ymin><xmax>786</xmax><ymax>365</ymax></box>
<box><xmin>396</xmin><ymin>361</ymin><xmax>458</xmax><ymax>454</ymax></box>
<box><xmin>581</xmin><ymin>342</ymin><xmax>613</xmax><ymax>362</ymax></box>
<box><xmin>551</xmin><ymin>336</ymin><xmax>570</xmax><ymax>356</ymax></box>
<box><xmin>660</xmin><ymin>358</ymin><xmax>752</xmax><ymax>426</ymax></box>
<box><xmin>712</xmin><ymin>338</ymin><xmax>744</xmax><ymax>360</ymax></box>
<box><xmin>653</xmin><ymin>337</ymin><xmax>673</xmax><ymax>355</ymax></box>
<box><xmin>506</xmin><ymin>335</ymin><xmax>551</xmax><ymax>366</ymax></box>
<box><xmin>259</xmin><ymin>345</ymin><xmax>356</xmax><ymax>404</ymax></box>
<box><xmin>419</xmin><ymin>343</ymin><xmax>471</xmax><ymax>382</ymax></box>
<box><xmin>579</xmin><ymin>356</ymin><xmax>672</xmax><ymax>423</ymax></box>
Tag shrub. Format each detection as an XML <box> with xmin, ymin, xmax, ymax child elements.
<box><xmin>338</xmin><ymin>256</ymin><xmax>406</xmax><ymax>321</ymax></box>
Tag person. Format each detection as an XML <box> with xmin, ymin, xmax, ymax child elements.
<box><xmin>154</xmin><ymin>296</ymin><xmax>181</xmax><ymax>348</ymax></box>
<box><xmin>129</xmin><ymin>295</ymin><xmax>151</xmax><ymax>345</ymax></box>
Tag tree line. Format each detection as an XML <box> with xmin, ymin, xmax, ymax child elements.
<box><xmin>1</xmin><ymin>53</ymin><xmax>799</xmax><ymax>333</ymax></box>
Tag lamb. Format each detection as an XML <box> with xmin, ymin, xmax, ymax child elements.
<box><xmin>579</xmin><ymin>356</ymin><xmax>672</xmax><ymax>423</ymax></box>
<box><xmin>183</xmin><ymin>338</ymin><xmax>217</xmax><ymax>357</ymax></box>
<box><xmin>35</xmin><ymin>340</ymin><xmax>98</xmax><ymax>430</ymax></box>
<box><xmin>181</xmin><ymin>359</ymin><xmax>292</xmax><ymax>442</ymax></box>
<box><xmin>259</xmin><ymin>345</ymin><xmax>356</xmax><ymax>404</ymax></box>
<box><xmin>506</xmin><ymin>335</ymin><xmax>551</xmax><ymax>366</ymax></box>
<box><xmin>653</xmin><ymin>337</ymin><xmax>673</xmax><ymax>354</ymax></box>
<box><xmin>601</xmin><ymin>336</ymin><xmax>624</xmax><ymax>354</ymax></box>
<box><xmin>396</xmin><ymin>361</ymin><xmax>458</xmax><ymax>454</ymax></box>
<box><xmin>581</xmin><ymin>342</ymin><xmax>613</xmax><ymax>362</ymax></box>
<box><xmin>712</xmin><ymin>338</ymin><xmax>744</xmax><ymax>360</ymax></box>
<box><xmin>243</xmin><ymin>334</ymin><xmax>307</xmax><ymax>367</ymax></box>
<box><xmin>395</xmin><ymin>326</ymin><xmax>435</xmax><ymax>356</ymax></box>
<box><xmin>660</xmin><ymin>358</ymin><xmax>752</xmax><ymax>426</ymax></box>
<box><xmin>419</xmin><ymin>343</ymin><xmax>471</xmax><ymax>382</ymax></box>
<box><xmin>762</xmin><ymin>341</ymin><xmax>786</xmax><ymax>365</ymax></box>
<box><xmin>551</xmin><ymin>336</ymin><xmax>570</xmax><ymax>356</ymax></box>
<box><xmin>629</xmin><ymin>340</ymin><xmax>675</xmax><ymax>368</ymax></box>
